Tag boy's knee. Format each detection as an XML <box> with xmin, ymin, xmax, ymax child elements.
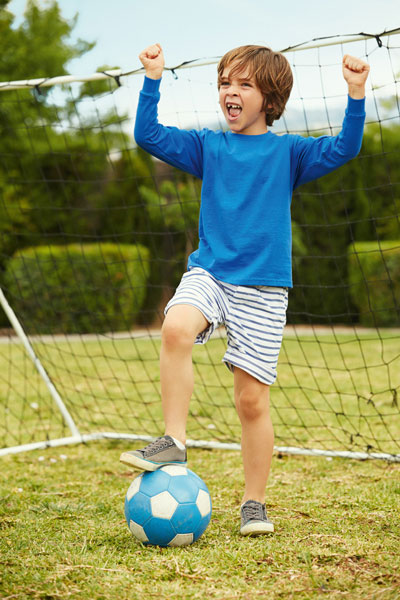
<box><xmin>236</xmin><ymin>388</ymin><xmax>269</xmax><ymax>421</ymax></box>
<box><xmin>161</xmin><ymin>318</ymin><xmax>195</xmax><ymax>350</ymax></box>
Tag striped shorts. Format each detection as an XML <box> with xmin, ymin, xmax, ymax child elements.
<box><xmin>164</xmin><ymin>267</ymin><xmax>288</xmax><ymax>385</ymax></box>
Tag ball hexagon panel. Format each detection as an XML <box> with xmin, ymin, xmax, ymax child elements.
<box><xmin>126</xmin><ymin>474</ymin><xmax>142</xmax><ymax>501</ymax></box>
<box><xmin>196</xmin><ymin>488</ymin><xmax>212</xmax><ymax>517</ymax></box>
<box><xmin>129</xmin><ymin>520</ymin><xmax>149</xmax><ymax>543</ymax></box>
<box><xmin>125</xmin><ymin>490</ymin><xmax>152</xmax><ymax>527</ymax></box>
<box><xmin>187</xmin><ymin>469</ymin><xmax>207</xmax><ymax>488</ymax></box>
<box><xmin>150</xmin><ymin>491</ymin><xmax>178</xmax><ymax>519</ymax></box>
<box><xmin>168</xmin><ymin>533</ymin><xmax>194</xmax><ymax>547</ymax></box>
<box><xmin>171</xmin><ymin>503</ymin><xmax>202</xmax><ymax>533</ymax></box>
<box><xmin>160</xmin><ymin>465</ymin><xmax>188</xmax><ymax>477</ymax></box>
<box><xmin>139</xmin><ymin>469</ymin><xmax>171</xmax><ymax>497</ymax></box>
<box><xmin>144</xmin><ymin>517</ymin><xmax>177</xmax><ymax>547</ymax></box>
<box><xmin>168</xmin><ymin>474</ymin><xmax>200</xmax><ymax>504</ymax></box>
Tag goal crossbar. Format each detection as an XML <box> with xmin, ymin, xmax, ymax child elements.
<box><xmin>0</xmin><ymin>29</ymin><xmax>398</xmax><ymax>92</ymax></box>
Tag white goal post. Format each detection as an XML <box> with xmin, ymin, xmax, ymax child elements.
<box><xmin>0</xmin><ymin>30</ymin><xmax>399</xmax><ymax>461</ymax></box>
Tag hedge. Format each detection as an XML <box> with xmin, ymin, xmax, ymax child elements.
<box><xmin>348</xmin><ymin>241</ymin><xmax>400</xmax><ymax>327</ymax></box>
<box><xmin>3</xmin><ymin>243</ymin><xmax>150</xmax><ymax>334</ymax></box>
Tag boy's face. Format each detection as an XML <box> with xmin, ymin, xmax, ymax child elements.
<box><xmin>219</xmin><ymin>63</ymin><xmax>267</xmax><ymax>135</ymax></box>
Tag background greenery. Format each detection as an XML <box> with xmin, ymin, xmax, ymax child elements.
<box><xmin>348</xmin><ymin>241</ymin><xmax>400</xmax><ymax>327</ymax></box>
<box><xmin>4</xmin><ymin>243</ymin><xmax>150</xmax><ymax>333</ymax></box>
<box><xmin>0</xmin><ymin>0</ymin><xmax>399</xmax><ymax>332</ymax></box>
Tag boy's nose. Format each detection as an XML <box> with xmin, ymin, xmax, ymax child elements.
<box><xmin>225</xmin><ymin>82</ymin><xmax>238</xmax><ymax>94</ymax></box>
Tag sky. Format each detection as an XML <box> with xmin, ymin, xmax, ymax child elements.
<box><xmin>5</xmin><ymin>0</ymin><xmax>400</xmax><ymax>135</ymax></box>
<box><xmin>7</xmin><ymin>0</ymin><xmax>400</xmax><ymax>77</ymax></box>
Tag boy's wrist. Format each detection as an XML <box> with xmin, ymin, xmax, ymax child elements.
<box><xmin>145</xmin><ymin>70</ymin><xmax>163</xmax><ymax>80</ymax></box>
<box><xmin>348</xmin><ymin>84</ymin><xmax>365</xmax><ymax>100</ymax></box>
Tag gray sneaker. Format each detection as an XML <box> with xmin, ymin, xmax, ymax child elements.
<box><xmin>240</xmin><ymin>500</ymin><xmax>274</xmax><ymax>536</ymax></box>
<box><xmin>119</xmin><ymin>435</ymin><xmax>187</xmax><ymax>471</ymax></box>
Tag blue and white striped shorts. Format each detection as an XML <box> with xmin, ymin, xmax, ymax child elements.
<box><xmin>164</xmin><ymin>267</ymin><xmax>288</xmax><ymax>385</ymax></box>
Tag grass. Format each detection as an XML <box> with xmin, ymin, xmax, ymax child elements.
<box><xmin>0</xmin><ymin>330</ymin><xmax>399</xmax><ymax>597</ymax></box>
<box><xmin>1</xmin><ymin>331</ymin><xmax>399</xmax><ymax>455</ymax></box>
<box><xmin>1</xmin><ymin>441</ymin><xmax>400</xmax><ymax>599</ymax></box>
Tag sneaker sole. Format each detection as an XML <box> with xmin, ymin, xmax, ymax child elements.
<box><xmin>119</xmin><ymin>452</ymin><xmax>187</xmax><ymax>471</ymax></box>
<box><xmin>240</xmin><ymin>521</ymin><xmax>274</xmax><ymax>536</ymax></box>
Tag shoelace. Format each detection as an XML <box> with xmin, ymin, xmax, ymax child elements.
<box><xmin>144</xmin><ymin>436</ymin><xmax>171</xmax><ymax>455</ymax></box>
<box><xmin>242</xmin><ymin>502</ymin><xmax>265</xmax><ymax>522</ymax></box>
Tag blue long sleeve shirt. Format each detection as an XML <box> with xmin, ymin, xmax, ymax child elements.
<box><xmin>134</xmin><ymin>76</ymin><xmax>366</xmax><ymax>287</ymax></box>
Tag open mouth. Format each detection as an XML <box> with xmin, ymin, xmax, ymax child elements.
<box><xmin>226</xmin><ymin>103</ymin><xmax>242</xmax><ymax>119</ymax></box>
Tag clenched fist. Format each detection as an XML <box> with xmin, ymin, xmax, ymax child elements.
<box><xmin>342</xmin><ymin>54</ymin><xmax>370</xmax><ymax>99</ymax></box>
<box><xmin>139</xmin><ymin>44</ymin><xmax>165</xmax><ymax>80</ymax></box>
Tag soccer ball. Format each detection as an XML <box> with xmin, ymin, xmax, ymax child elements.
<box><xmin>124</xmin><ymin>465</ymin><xmax>212</xmax><ymax>547</ymax></box>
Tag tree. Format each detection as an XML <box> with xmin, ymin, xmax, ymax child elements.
<box><xmin>0</xmin><ymin>1</ymin><xmax>155</xmax><ymax>326</ymax></box>
<box><xmin>0</xmin><ymin>0</ymin><xmax>96</xmax><ymax>247</ymax></box>
<box><xmin>0</xmin><ymin>1</ymin><xmax>153</xmax><ymax>253</ymax></box>
<box><xmin>0</xmin><ymin>1</ymin><xmax>93</xmax><ymax>82</ymax></box>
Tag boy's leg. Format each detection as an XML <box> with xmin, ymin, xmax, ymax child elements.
<box><xmin>160</xmin><ymin>304</ymin><xmax>209</xmax><ymax>444</ymax></box>
<box><xmin>120</xmin><ymin>304</ymin><xmax>209</xmax><ymax>470</ymax></box>
<box><xmin>234</xmin><ymin>367</ymin><xmax>275</xmax><ymax>534</ymax></box>
<box><xmin>234</xmin><ymin>366</ymin><xmax>274</xmax><ymax>504</ymax></box>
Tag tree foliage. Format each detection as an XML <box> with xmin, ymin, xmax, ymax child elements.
<box><xmin>0</xmin><ymin>2</ymin><xmax>399</xmax><ymax>327</ymax></box>
<box><xmin>0</xmin><ymin>1</ymin><xmax>156</xmax><ymax>325</ymax></box>
<box><xmin>289</xmin><ymin>122</ymin><xmax>400</xmax><ymax>324</ymax></box>
<box><xmin>0</xmin><ymin>0</ymin><xmax>93</xmax><ymax>82</ymax></box>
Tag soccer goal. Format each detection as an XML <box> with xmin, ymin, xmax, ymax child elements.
<box><xmin>0</xmin><ymin>30</ymin><xmax>399</xmax><ymax>461</ymax></box>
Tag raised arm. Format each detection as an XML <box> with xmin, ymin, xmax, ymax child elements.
<box><xmin>292</xmin><ymin>55</ymin><xmax>369</xmax><ymax>188</ymax></box>
<box><xmin>134</xmin><ymin>44</ymin><xmax>205</xmax><ymax>179</ymax></box>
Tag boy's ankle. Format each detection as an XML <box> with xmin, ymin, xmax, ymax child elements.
<box><xmin>165</xmin><ymin>434</ymin><xmax>186</xmax><ymax>449</ymax></box>
<box><xmin>171</xmin><ymin>436</ymin><xmax>186</xmax><ymax>450</ymax></box>
<box><xmin>241</xmin><ymin>496</ymin><xmax>265</xmax><ymax>505</ymax></box>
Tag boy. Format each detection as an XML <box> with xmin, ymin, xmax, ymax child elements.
<box><xmin>120</xmin><ymin>44</ymin><xmax>369</xmax><ymax>535</ymax></box>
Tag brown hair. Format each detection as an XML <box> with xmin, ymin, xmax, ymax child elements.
<box><xmin>217</xmin><ymin>45</ymin><xmax>293</xmax><ymax>126</ymax></box>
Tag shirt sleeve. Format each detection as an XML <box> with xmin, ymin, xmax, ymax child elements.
<box><xmin>292</xmin><ymin>96</ymin><xmax>366</xmax><ymax>189</ymax></box>
<box><xmin>134</xmin><ymin>76</ymin><xmax>205</xmax><ymax>179</ymax></box>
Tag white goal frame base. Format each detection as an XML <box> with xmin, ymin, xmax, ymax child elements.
<box><xmin>1</xmin><ymin>432</ymin><xmax>399</xmax><ymax>462</ymax></box>
<box><xmin>1</xmin><ymin>287</ymin><xmax>399</xmax><ymax>462</ymax></box>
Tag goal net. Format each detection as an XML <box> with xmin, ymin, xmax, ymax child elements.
<box><xmin>0</xmin><ymin>30</ymin><xmax>399</xmax><ymax>460</ymax></box>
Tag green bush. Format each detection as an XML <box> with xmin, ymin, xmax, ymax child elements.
<box><xmin>348</xmin><ymin>241</ymin><xmax>400</xmax><ymax>326</ymax></box>
<box><xmin>289</xmin><ymin>124</ymin><xmax>400</xmax><ymax>324</ymax></box>
<box><xmin>3</xmin><ymin>243</ymin><xmax>150</xmax><ymax>334</ymax></box>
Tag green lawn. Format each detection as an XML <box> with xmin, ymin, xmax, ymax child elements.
<box><xmin>1</xmin><ymin>442</ymin><xmax>399</xmax><ymax>599</ymax></box>
<box><xmin>1</xmin><ymin>331</ymin><xmax>399</xmax><ymax>598</ymax></box>
<box><xmin>1</xmin><ymin>331</ymin><xmax>399</xmax><ymax>456</ymax></box>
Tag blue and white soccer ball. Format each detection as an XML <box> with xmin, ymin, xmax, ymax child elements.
<box><xmin>124</xmin><ymin>465</ymin><xmax>212</xmax><ymax>547</ymax></box>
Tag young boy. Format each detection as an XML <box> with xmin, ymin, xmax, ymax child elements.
<box><xmin>120</xmin><ymin>44</ymin><xmax>369</xmax><ymax>535</ymax></box>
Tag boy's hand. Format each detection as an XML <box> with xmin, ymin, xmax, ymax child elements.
<box><xmin>139</xmin><ymin>43</ymin><xmax>165</xmax><ymax>80</ymax></box>
<box><xmin>342</xmin><ymin>55</ymin><xmax>370</xmax><ymax>99</ymax></box>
